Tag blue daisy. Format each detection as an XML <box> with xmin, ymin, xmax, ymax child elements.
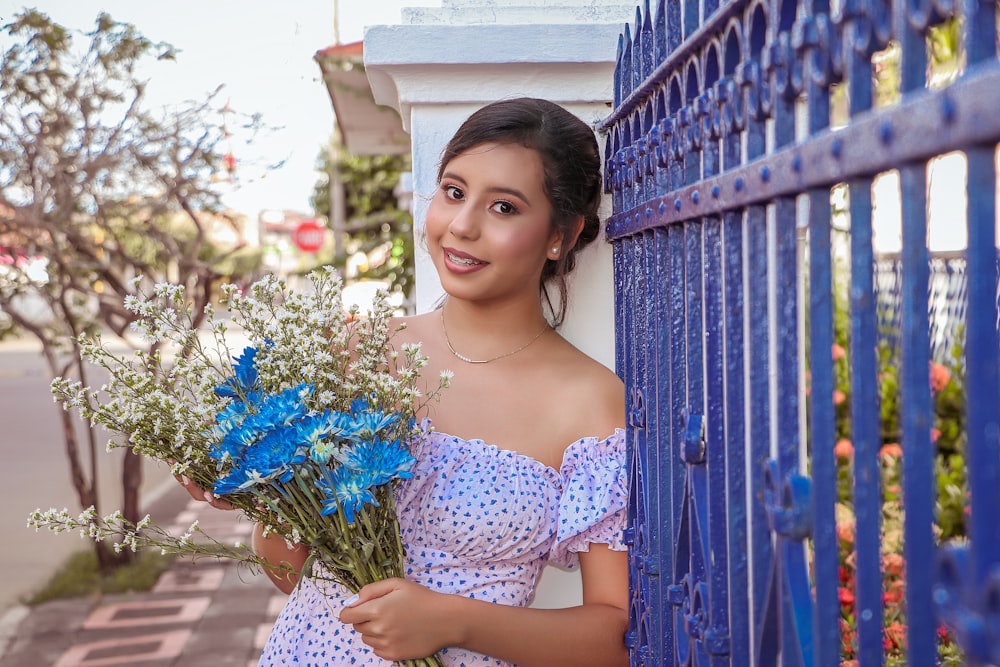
<box><xmin>316</xmin><ymin>466</ymin><xmax>380</xmax><ymax>524</ymax></box>
<box><xmin>214</xmin><ymin>346</ymin><xmax>260</xmax><ymax>398</ymax></box>
<box><xmin>340</xmin><ymin>437</ymin><xmax>415</xmax><ymax>486</ymax></box>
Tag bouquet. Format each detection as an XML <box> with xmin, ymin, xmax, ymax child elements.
<box><xmin>30</xmin><ymin>268</ymin><xmax>448</xmax><ymax>667</ymax></box>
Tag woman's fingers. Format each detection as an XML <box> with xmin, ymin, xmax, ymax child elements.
<box><xmin>170</xmin><ymin>462</ymin><xmax>234</xmax><ymax>510</ymax></box>
<box><xmin>202</xmin><ymin>490</ymin><xmax>235</xmax><ymax>510</ymax></box>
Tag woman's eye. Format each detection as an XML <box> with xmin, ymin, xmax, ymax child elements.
<box><xmin>443</xmin><ymin>185</ymin><xmax>464</xmax><ymax>201</ymax></box>
<box><xmin>491</xmin><ymin>200</ymin><xmax>517</xmax><ymax>215</ymax></box>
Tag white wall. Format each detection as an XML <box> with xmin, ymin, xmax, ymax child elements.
<box><xmin>364</xmin><ymin>0</ymin><xmax>634</xmax><ymax>607</ymax></box>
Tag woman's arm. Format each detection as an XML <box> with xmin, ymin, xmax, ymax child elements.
<box><xmin>175</xmin><ymin>472</ymin><xmax>307</xmax><ymax>594</ymax></box>
<box><xmin>251</xmin><ymin>522</ymin><xmax>308</xmax><ymax>594</ymax></box>
<box><xmin>340</xmin><ymin>544</ymin><xmax>630</xmax><ymax>667</ymax></box>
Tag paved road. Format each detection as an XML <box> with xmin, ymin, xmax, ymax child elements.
<box><xmin>0</xmin><ymin>335</ymin><xmax>176</xmax><ymax>611</ymax></box>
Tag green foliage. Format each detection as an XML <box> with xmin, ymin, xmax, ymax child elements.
<box><xmin>26</xmin><ymin>548</ymin><xmax>176</xmax><ymax>605</ymax></box>
<box><xmin>311</xmin><ymin>144</ymin><xmax>414</xmax><ymax>300</ymax></box>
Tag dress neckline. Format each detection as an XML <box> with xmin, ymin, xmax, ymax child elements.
<box><xmin>417</xmin><ymin>419</ymin><xmax>624</xmax><ymax>480</ymax></box>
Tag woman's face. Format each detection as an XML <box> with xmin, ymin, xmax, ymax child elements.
<box><xmin>425</xmin><ymin>142</ymin><xmax>562</xmax><ymax>306</ymax></box>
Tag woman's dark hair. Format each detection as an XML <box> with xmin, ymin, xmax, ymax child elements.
<box><xmin>437</xmin><ymin>97</ymin><xmax>602</xmax><ymax>327</ymax></box>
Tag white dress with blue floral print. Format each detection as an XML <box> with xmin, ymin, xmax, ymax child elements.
<box><xmin>258</xmin><ymin>425</ymin><xmax>628</xmax><ymax>666</ymax></box>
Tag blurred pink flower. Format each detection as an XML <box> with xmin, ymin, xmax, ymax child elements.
<box><xmin>930</xmin><ymin>362</ymin><xmax>951</xmax><ymax>393</ymax></box>
<box><xmin>835</xmin><ymin>438</ymin><xmax>854</xmax><ymax>459</ymax></box>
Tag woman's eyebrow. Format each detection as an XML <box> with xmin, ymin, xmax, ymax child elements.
<box><xmin>440</xmin><ymin>171</ymin><xmax>531</xmax><ymax>205</ymax></box>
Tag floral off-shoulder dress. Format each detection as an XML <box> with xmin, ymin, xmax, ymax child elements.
<box><xmin>258</xmin><ymin>424</ymin><xmax>628</xmax><ymax>667</ymax></box>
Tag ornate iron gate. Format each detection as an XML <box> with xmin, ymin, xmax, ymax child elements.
<box><xmin>601</xmin><ymin>0</ymin><xmax>1000</xmax><ymax>664</ymax></box>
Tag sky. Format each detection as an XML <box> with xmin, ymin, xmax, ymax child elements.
<box><xmin>5</xmin><ymin>1</ymin><xmax>441</xmax><ymax>222</ymax></box>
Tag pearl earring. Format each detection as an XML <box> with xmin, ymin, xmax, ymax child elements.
<box><xmin>552</xmin><ymin>247</ymin><xmax>560</xmax><ymax>254</ymax></box>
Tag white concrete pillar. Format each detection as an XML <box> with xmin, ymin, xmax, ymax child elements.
<box><xmin>364</xmin><ymin>0</ymin><xmax>635</xmax><ymax>608</ymax></box>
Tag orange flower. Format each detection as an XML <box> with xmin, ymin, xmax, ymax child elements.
<box><xmin>834</xmin><ymin>389</ymin><xmax>847</xmax><ymax>406</ymax></box>
<box><xmin>836</xmin><ymin>520</ymin><xmax>855</xmax><ymax>544</ymax></box>
<box><xmin>884</xmin><ymin>622</ymin><xmax>907</xmax><ymax>651</ymax></box>
<box><xmin>931</xmin><ymin>428</ymin><xmax>941</xmax><ymax>442</ymax></box>
<box><xmin>835</xmin><ymin>438</ymin><xmax>854</xmax><ymax>459</ymax></box>
<box><xmin>930</xmin><ymin>362</ymin><xmax>951</xmax><ymax>392</ymax></box>
<box><xmin>883</xmin><ymin>552</ymin><xmax>905</xmax><ymax>577</ymax></box>
<box><xmin>880</xmin><ymin>443</ymin><xmax>902</xmax><ymax>459</ymax></box>
<box><xmin>832</xmin><ymin>343</ymin><xmax>846</xmax><ymax>361</ymax></box>
<box><xmin>883</xmin><ymin>579</ymin><xmax>906</xmax><ymax>605</ymax></box>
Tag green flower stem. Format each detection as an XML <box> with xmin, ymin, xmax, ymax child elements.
<box><xmin>358</xmin><ymin>505</ymin><xmax>399</xmax><ymax>575</ymax></box>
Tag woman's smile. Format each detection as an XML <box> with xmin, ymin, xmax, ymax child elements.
<box><xmin>443</xmin><ymin>247</ymin><xmax>488</xmax><ymax>272</ymax></box>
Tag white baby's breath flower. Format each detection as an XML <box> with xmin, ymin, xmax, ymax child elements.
<box><xmin>37</xmin><ymin>268</ymin><xmax>446</xmax><ymax>593</ymax></box>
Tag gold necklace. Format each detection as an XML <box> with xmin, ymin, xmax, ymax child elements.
<box><xmin>440</xmin><ymin>309</ymin><xmax>550</xmax><ymax>364</ymax></box>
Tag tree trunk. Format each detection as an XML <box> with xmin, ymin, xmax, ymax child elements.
<box><xmin>121</xmin><ymin>449</ymin><xmax>143</xmax><ymax>532</ymax></box>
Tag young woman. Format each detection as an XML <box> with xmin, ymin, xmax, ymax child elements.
<box><xmin>188</xmin><ymin>98</ymin><xmax>629</xmax><ymax>667</ymax></box>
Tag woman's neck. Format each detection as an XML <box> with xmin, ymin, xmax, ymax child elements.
<box><xmin>438</xmin><ymin>298</ymin><xmax>551</xmax><ymax>363</ymax></box>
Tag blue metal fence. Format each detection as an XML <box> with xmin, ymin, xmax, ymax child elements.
<box><xmin>602</xmin><ymin>0</ymin><xmax>1000</xmax><ymax>664</ymax></box>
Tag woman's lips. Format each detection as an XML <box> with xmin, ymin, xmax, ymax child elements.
<box><xmin>443</xmin><ymin>247</ymin><xmax>487</xmax><ymax>273</ymax></box>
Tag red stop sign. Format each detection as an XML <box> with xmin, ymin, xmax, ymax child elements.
<box><xmin>292</xmin><ymin>220</ymin><xmax>325</xmax><ymax>253</ymax></box>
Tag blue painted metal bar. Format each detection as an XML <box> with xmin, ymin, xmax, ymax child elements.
<box><xmin>842</xmin><ymin>21</ymin><xmax>880</xmax><ymax>661</ymax></box>
<box><xmin>632</xmin><ymin>232</ymin><xmax>652</xmax><ymax>667</ymax></box>
<box><xmin>898</xmin><ymin>1</ymin><xmax>937</xmax><ymax>664</ymax></box>
<box><xmin>842</xmin><ymin>20</ymin><xmax>878</xmax><ymax>665</ymax></box>
<box><xmin>722</xmin><ymin>210</ymin><xmax>750</xmax><ymax>663</ymax></box>
<box><xmin>619</xmin><ymin>234</ymin><xmax>640</xmax><ymax>664</ymax></box>
<box><xmin>775</xmin><ymin>200</ymin><xmax>810</xmax><ymax>666</ymax></box>
<box><xmin>653</xmin><ymin>227</ymin><xmax>677</xmax><ymax>665</ymax></box>
<box><xmin>805</xmin><ymin>0</ymin><xmax>839</xmax><ymax>655</ymax></box>
<box><xmin>667</xmin><ymin>223</ymin><xmax>688</xmax><ymax>664</ymax></box>
<box><xmin>850</xmin><ymin>178</ymin><xmax>885</xmax><ymax>667</ymax></box>
<box><xmin>962</xmin><ymin>4</ymin><xmax>1000</xmax><ymax>649</ymax></box>
<box><xmin>637</xmin><ymin>230</ymin><xmax>662</xmax><ymax>667</ymax></box>
<box><xmin>746</xmin><ymin>207</ymin><xmax>774</xmax><ymax>662</ymax></box>
<box><xmin>899</xmin><ymin>159</ymin><xmax>936</xmax><ymax>666</ymax></box>
<box><xmin>683</xmin><ymin>220</ymin><xmax>709</xmax><ymax>663</ymax></box>
<box><xmin>956</xmin><ymin>143</ymin><xmax>1000</xmax><ymax>666</ymax></box>
<box><xmin>809</xmin><ymin>189</ymin><xmax>839</xmax><ymax>667</ymax></box>
<box><xmin>703</xmin><ymin>217</ymin><xmax>731</xmax><ymax>665</ymax></box>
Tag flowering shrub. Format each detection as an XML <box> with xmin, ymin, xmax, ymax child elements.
<box><xmin>829</xmin><ymin>327</ymin><xmax>968</xmax><ymax>664</ymax></box>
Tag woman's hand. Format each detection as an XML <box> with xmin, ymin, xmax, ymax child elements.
<box><xmin>339</xmin><ymin>578</ymin><xmax>455</xmax><ymax>661</ymax></box>
<box><xmin>171</xmin><ymin>463</ymin><xmax>234</xmax><ymax>510</ymax></box>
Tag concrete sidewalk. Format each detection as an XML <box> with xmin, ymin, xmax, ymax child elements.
<box><xmin>0</xmin><ymin>486</ymin><xmax>286</xmax><ymax>667</ymax></box>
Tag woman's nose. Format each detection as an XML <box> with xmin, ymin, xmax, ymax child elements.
<box><xmin>447</xmin><ymin>204</ymin><xmax>480</xmax><ymax>240</ymax></box>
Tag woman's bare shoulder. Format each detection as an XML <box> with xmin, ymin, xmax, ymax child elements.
<box><xmin>389</xmin><ymin>311</ymin><xmax>437</xmax><ymax>345</ymax></box>
<box><xmin>553</xmin><ymin>339</ymin><xmax>626</xmax><ymax>439</ymax></box>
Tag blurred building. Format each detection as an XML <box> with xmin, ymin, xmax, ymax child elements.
<box><xmin>314</xmin><ymin>41</ymin><xmax>409</xmax><ymax>158</ymax></box>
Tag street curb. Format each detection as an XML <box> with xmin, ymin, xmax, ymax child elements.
<box><xmin>0</xmin><ymin>606</ymin><xmax>28</xmax><ymax>659</ymax></box>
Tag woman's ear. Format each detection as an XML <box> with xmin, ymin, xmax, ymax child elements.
<box><xmin>548</xmin><ymin>215</ymin><xmax>585</xmax><ymax>260</ymax></box>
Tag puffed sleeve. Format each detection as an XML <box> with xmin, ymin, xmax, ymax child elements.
<box><xmin>549</xmin><ymin>429</ymin><xmax>628</xmax><ymax>568</ymax></box>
